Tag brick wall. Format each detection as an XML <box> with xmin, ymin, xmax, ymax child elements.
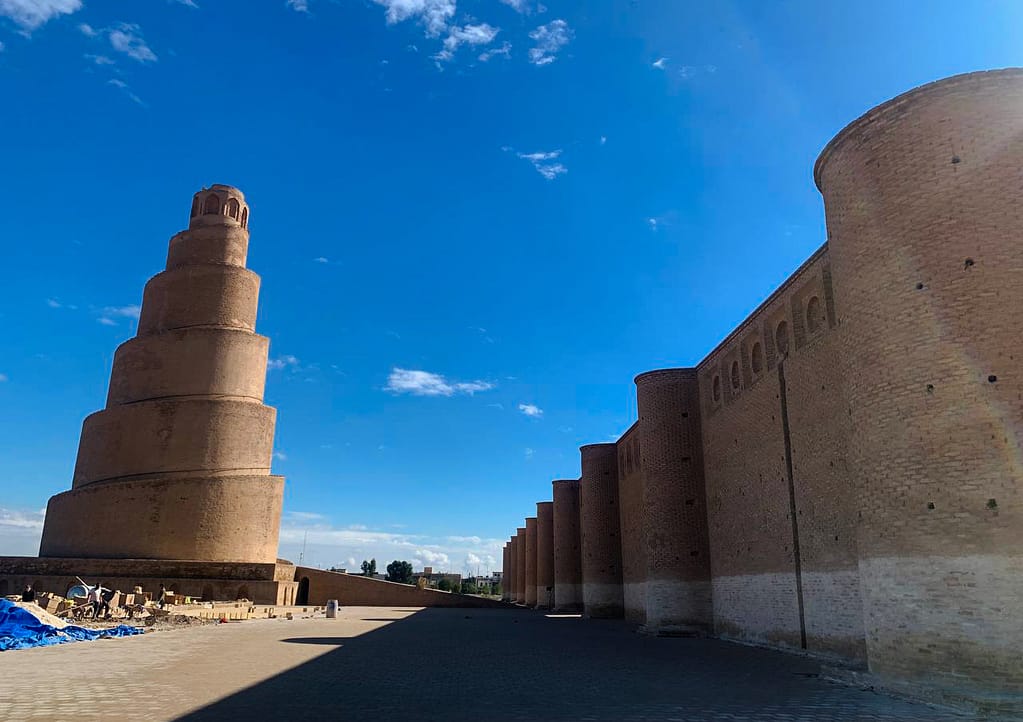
<box><xmin>552</xmin><ymin>479</ymin><xmax>583</xmax><ymax>612</ymax></box>
<box><xmin>580</xmin><ymin>444</ymin><xmax>624</xmax><ymax>618</ymax></box>
<box><xmin>615</xmin><ymin>424</ymin><xmax>647</xmax><ymax>624</ymax></box>
<box><xmin>295</xmin><ymin>567</ymin><xmax>507</xmax><ymax>608</ymax></box>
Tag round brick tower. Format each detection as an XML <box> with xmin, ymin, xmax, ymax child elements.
<box><xmin>514</xmin><ymin>527</ymin><xmax>526</xmax><ymax>605</ymax></box>
<box><xmin>39</xmin><ymin>185</ymin><xmax>284</xmax><ymax>563</ymax></box>
<box><xmin>536</xmin><ymin>501</ymin><xmax>555</xmax><ymax>610</ymax></box>
<box><xmin>506</xmin><ymin>536</ymin><xmax>517</xmax><ymax>602</ymax></box>
<box><xmin>579</xmin><ymin>444</ymin><xmax>624</xmax><ymax>618</ymax></box>
<box><xmin>552</xmin><ymin>479</ymin><xmax>583</xmax><ymax>612</ymax></box>
<box><xmin>817</xmin><ymin>69</ymin><xmax>1023</xmax><ymax>697</ymax></box>
<box><xmin>501</xmin><ymin>543</ymin><xmax>510</xmax><ymax>601</ymax></box>
<box><xmin>524</xmin><ymin>517</ymin><xmax>538</xmax><ymax>606</ymax></box>
<box><xmin>635</xmin><ymin>369</ymin><xmax>713</xmax><ymax>634</ymax></box>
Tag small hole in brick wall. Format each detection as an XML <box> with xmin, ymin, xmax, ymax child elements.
<box><xmin>916</xmin><ymin>282</ymin><xmax>925</xmax><ymax>290</ymax></box>
<box><xmin>690</xmin><ymin>550</ymin><xmax>699</xmax><ymax>557</ymax></box>
<box><xmin>987</xmin><ymin>498</ymin><xmax>998</xmax><ymax>509</ymax></box>
<box><xmin>821</xmin><ymin>384</ymin><xmax>826</xmax><ymax>391</ymax></box>
<box><xmin>964</xmin><ymin>258</ymin><xmax>975</xmax><ymax>269</ymax></box>
<box><xmin>682</xmin><ymin>412</ymin><xmax>688</xmax><ymax>418</ymax></box>
<box><xmin>926</xmin><ymin>384</ymin><xmax>934</xmax><ymax>393</ymax></box>
<box><xmin>685</xmin><ymin>498</ymin><xmax>695</xmax><ymax>506</ymax></box>
<box><xmin>951</xmin><ymin>155</ymin><xmax>961</xmax><ymax>164</ymax></box>
<box><xmin>682</xmin><ymin>456</ymin><xmax>691</xmax><ymax>463</ymax></box>
<box><xmin>927</xmin><ymin>502</ymin><xmax>935</xmax><ymax>510</ymax></box>
<box><xmin>829</xmin><ymin>460</ymin><xmax>834</xmax><ymax>467</ymax></box>
<box><xmin>988</xmin><ymin>375</ymin><xmax>997</xmax><ymax>383</ymax></box>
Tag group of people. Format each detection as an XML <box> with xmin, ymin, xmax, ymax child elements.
<box><xmin>18</xmin><ymin>582</ymin><xmax>170</xmax><ymax>619</ymax></box>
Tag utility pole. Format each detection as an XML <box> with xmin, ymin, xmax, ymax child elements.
<box><xmin>299</xmin><ymin>530</ymin><xmax>307</xmax><ymax>566</ymax></box>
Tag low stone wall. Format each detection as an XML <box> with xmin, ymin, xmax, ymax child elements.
<box><xmin>295</xmin><ymin>567</ymin><xmax>510</xmax><ymax>608</ymax></box>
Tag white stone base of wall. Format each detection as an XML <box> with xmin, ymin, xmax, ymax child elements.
<box><xmin>712</xmin><ymin>571</ymin><xmax>801</xmax><ymax>648</ymax></box>
<box><xmin>640</xmin><ymin>578</ymin><xmax>712</xmax><ymax>634</ymax></box>
<box><xmin>624</xmin><ymin>581</ymin><xmax>647</xmax><ymax>623</ymax></box>
<box><xmin>859</xmin><ymin>554</ymin><xmax>1023</xmax><ymax>698</ymax></box>
<box><xmin>553</xmin><ymin>583</ymin><xmax>583</xmax><ymax>612</ymax></box>
<box><xmin>583</xmin><ymin>582</ymin><xmax>624</xmax><ymax>618</ymax></box>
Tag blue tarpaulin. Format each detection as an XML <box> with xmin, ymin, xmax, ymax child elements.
<box><xmin>0</xmin><ymin>599</ymin><xmax>143</xmax><ymax>651</ymax></box>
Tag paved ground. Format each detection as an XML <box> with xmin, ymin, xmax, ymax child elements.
<box><xmin>0</xmin><ymin>606</ymin><xmax>973</xmax><ymax>721</ymax></box>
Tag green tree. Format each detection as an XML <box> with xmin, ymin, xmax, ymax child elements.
<box><xmin>437</xmin><ymin>578</ymin><xmax>453</xmax><ymax>592</ymax></box>
<box><xmin>460</xmin><ymin>580</ymin><xmax>478</xmax><ymax>595</ymax></box>
<box><xmin>361</xmin><ymin>558</ymin><xmax>377</xmax><ymax>576</ymax></box>
<box><xmin>386</xmin><ymin>560</ymin><xmax>413</xmax><ymax>584</ymax></box>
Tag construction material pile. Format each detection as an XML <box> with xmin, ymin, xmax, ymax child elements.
<box><xmin>0</xmin><ymin>599</ymin><xmax>143</xmax><ymax>651</ymax></box>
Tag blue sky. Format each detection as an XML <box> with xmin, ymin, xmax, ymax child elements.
<box><xmin>1</xmin><ymin>0</ymin><xmax>1021</xmax><ymax>573</ymax></box>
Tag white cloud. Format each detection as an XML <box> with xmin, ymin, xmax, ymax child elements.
<box><xmin>527</xmin><ymin>19</ymin><xmax>571</xmax><ymax>65</ymax></box>
<box><xmin>286</xmin><ymin>0</ymin><xmax>309</xmax><ymax>12</ymax></box>
<box><xmin>648</xmin><ymin>217</ymin><xmax>658</xmax><ymax>230</ymax></box>
<box><xmin>478</xmin><ymin>40</ymin><xmax>511</xmax><ymax>62</ymax></box>
<box><xmin>0</xmin><ymin>0</ymin><xmax>81</xmax><ymax>32</ymax></box>
<box><xmin>84</xmin><ymin>53</ymin><xmax>114</xmax><ymax>65</ymax></box>
<box><xmin>518</xmin><ymin>403</ymin><xmax>543</xmax><ymax>417</ymax></box>
<box><xmin>0</xmin><ymin>507</ymin><xmax>45</xmax><ymax>556</ymax></box>
<box><xmin>172</xmin><ymin>0</ymin><xmax>199</xmax><ymax>7</ymax></box>
<box><xmin>268</xmin><ymin>354</ymin><xmax>300</xmax><ymax>371</ymax></box>
<box><xmin>652</xmin><ymin>57</ymin><xmax>667</xmax><ymax>70</ymax></box>
<box><xmin>276</xmin><ymin>514</ymin><xmax>505</xmax><ymax>574</ymax></box>
<box><xmin>313</xmin><ymin>256</ymin><xmax>329</xmax><ymax>263</ymax></box>
<box><xmin>273</xmin><ymin>451</ymin><xmax>288</xmax><ymax>461</ymax></box>
<box><xmin>0</xmin><ymin>373</ymin><xmax>8</xmax><ymax>382</ymax></box>
<box><xmin>524</xmin><ymin>447</ymin><xmax>535</xmax><ymax>459</ymax></box>
<box><xmin>109</xmin><ymin>23</ymin><xmax>157</xmax><ymax>63</ymax></box>
<box><xmin>434</xmin><ymin>22</ymin><xmax>499</xmax><ymax>62</ymax></box>
<box><xmin>498</xmin><ymin>0</ymin><xmax>527</xmax><ymax>11</ymax></box>
<box><xmin>517</xmin><ymin>150</ymin><xmax>566</xmax><ymax>180</ymax></box>
<box><xmin>103</xmin><ymin>304</ymin><xmax>141</xmax><ymax>319</ymax></box>
<box><xmin>600</xmin><ymin>135</ymin><xmax>607</xmax><ymax>145</ymax></box>
<box><xmin>97</xmin><ymin>317</ymin><xmax>117</xmax><ymax>326</ymax></box>
<box><xmin>46</xmin><ymin>298</ymin><xmax>61</xmax><ymax>308</ymax></box>
<box><xmin>414</xmin><ymin>548</ymin><xmax>450</xmax><ymax>567</ymax></box>
<box><xmin>385</xmin><ymin>368</ymin><xmax>493</xmax><ymax>397</ymax></box>
<box><xmin>106</xmin><ymin>78</ymin><xmax>146</xmax><ymax>107</ymax></box>
<box><xmin>77</xmin><ymin>21</ymin><xmax>95</xmax><ymax>36</ymax></box>
<box><xmin>372</xmin><ymin>0</ymin><xmax>455</xmax><ymax>38</ymax></box>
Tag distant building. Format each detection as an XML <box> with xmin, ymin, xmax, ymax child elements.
<box><xmin>410</xmin><ymin>566</ymin><xmax>461</xmax><ymax>590</ymax></box>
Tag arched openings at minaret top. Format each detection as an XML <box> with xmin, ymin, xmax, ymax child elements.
<box><xmin>240</xmin><ymin>207</ymin><xmax>248</xmax><ymax>228</ymax></box>
<box><xmin>203</xmin><ymin>194</ymin><xmax>220</xmax><ymax>215</ymax></box>
<box><xmin>226</xmin><ymin>198</ymin><xmax>240</xmax><ymax>220</ymax></box>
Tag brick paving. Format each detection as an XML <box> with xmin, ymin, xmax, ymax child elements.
<box><xmin>0</xmin><ymin>607</ymin><xmax>972</xmax><ymax>721</ymax></box>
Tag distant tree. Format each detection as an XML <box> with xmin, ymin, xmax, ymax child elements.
<box><xmin>437</xmin><ymin>578</ymin><xmax>453</xmax><ymax>592</ymax></box>
<box><xmin>361</xmin><ymin>559</ymin><xmax>377</xmax><ymax>576</ymax></box>
<box><xmin>386</xmin><ymin>560</ymin><xmax>413</xmax><ymax>584</ymax></box>
<box><xmin>460</xmin><ymin>580</ymin><xmax>478</xmax><ymax>595</ymax></box>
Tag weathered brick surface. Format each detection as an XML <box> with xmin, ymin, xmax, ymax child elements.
<box><xmin>535</xmin><ymin>502</ymin><xmax>555</xmax><ymax>609</ymax></box>
<box><xmin>552</xmin><ymin>479</ymin><xmax>583</xmax><ymax>612</ymax></box>
<box><xmin>514</xmin><ymin>528</ymin><xmax>526</xmax><ymax>605</ymax></box>
<box><xmin>819</xmin><ymin>68</ymin><xmax>1023</xmax><ymax>695</ymax></box>
<box><xmin>580</xmin><ymin>444</ymin><xmax>624</xmax><ymax>618</ymax></box>
<box><xmin>635</xmin><ymin>369</ymin><xmax>712</xmax><ymax>633</ymax></box>
<box><xmin>501</xmin><ymin>544</ymin><xmax>510</xmax><ymax>601</ymax></box>
<box><xmin>524</xmin><ymin>517</ymin><xmax>538</xmax><ymax>607</ymax></box>
<box><xmin>294</xmin><ymin>567</ymin><xmax>507</xmax><ymax>608</ymax></box>
<box><xmin>616</xmin><ymin>425</ymin><xmax>647</xmax><ymax>624</ymax></box>
<box><xmin>500</xmin><ymin>71</ymin><xmax>1022</xmax><ymax>707</ymax></box>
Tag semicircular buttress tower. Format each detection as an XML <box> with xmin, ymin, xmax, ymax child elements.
<box><xmin>818</xmin><ymin>69</ymin><xmax>1023</xmax><ymax>696</ymax></box>
<box><xmin>39</xmin><ymin>185</ymin><xmax>285</xmax><ymax>564</ymax></box>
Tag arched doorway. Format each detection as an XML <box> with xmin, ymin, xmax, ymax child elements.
<box><xmin>296</xmin><ymin>576</ymin><xmax>310</xmax><ymax>606</ymax></box>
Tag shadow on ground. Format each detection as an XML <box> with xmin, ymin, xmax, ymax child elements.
<box><xmin>176</xmin><ymin>608</ymin><xmax>967</xmax><ymax>722</ymax></box>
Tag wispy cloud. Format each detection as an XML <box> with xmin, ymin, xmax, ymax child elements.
<box><xmin>0</xmin><ymin>373</ymin><xmax>8</xmax><ymax>382</ymax></box>
<box><xmin>286</xmin><ymin>0</ymin><xmax>309</xmax><ymax>12</ymax></box>
<box><xmin>108</xmin><ymin>23</ymin><xmax>157</xmax><ymax>63</ymax></box>
<box><xmin>498</xmin><ymin>0</ymin><xmax>528</xmax><ymax>11</ymax></box>
<box><xmin>268</xmin><ymin>354</ymin><xmax>300</xmax><ymax>371</ymax></box>
<box><xmin>524</xmin><ymin>447</ymin><xmax>535</xmax><ymax>459</ymax></box>
<box><xmin>385</xmin><ymin>368</ymin><xmax>493</xmax><ymax>397</ymax></box>
<box><xmin>1</xmin><ymin>0</ymin><xmax>82</xmax><ymax>33</ymax></box>
<box><xmin>313</xmin><ymin>256</ymin><xmax>329</xmax><ymax>263</ymax></box>
<box><xmin>679</xmin><ymin>64</ymin><xmax>717</xmax><ymax>80</ymax></box>
<box><xmin>434</xmin><ymin>22</ymin><xmax>499</xmax><ymax>63</ymax></box>
<box><xmin>518</xmin><ymin>403</ymin><xmax>543</xmax><ymax>418</ymax></box>
<box><xmin>77</xmin><ymin>21</ymin><xmax>95</xmax><ymax>36</ymax></box>
<box><xmin>106</xmin><ymin>78</ymin><xmax>146</xmax><ymax>106</ymax></box>
<box><xmin>516</xmin><ymin>149</ymin><xmax>566</xmax><ymax>180</ymax></box>
<box><xmin>527</xmin><ymin>19</ymin><xmax>571</xmax><ymax>65</ymax></box>
<box><xmin>84</xmin><ymin>53</ymin><xmax>114</xmax><ymax>65</ymax></box>
<box><xmin>273</xmin><ymin>451</ymin><xmax>288</xmax><ymax>461</ymax></box>
<box><xmin>0</xmin><ymin>507</ymin><xmax>45</xmax><ymax>556</ymax></box>
<box><xmin>171</xmin><ymin>0</ymin><xmax>199</xmax><ymax>7</ymax></box>
<box><xmin>652</xmin><ymin>57</ymin><xmax>667</xmax><ymax>70</ymax></box>
<box><xmin>103</xmin><ymin>304</ymin><xmax>141</xmax><ymax>319</ymax></box>
<box><xmin>478</xmin><ymin>40</ymin><xmax>511</xmax><ymax>62</ymax></box>
<box><xmin>371</xmin><ymin>0</ymin><xmax>455</xmax><ymax>38</ymax></box>
<box><xmin>97</xmin><ymin>317</ymin><xmax>117</xmax><ymax>326</ymax></box>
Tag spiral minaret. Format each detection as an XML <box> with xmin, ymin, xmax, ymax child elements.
<box><xmin>39</xmin><ymin>185</ymin><xmax>284</xmax><ymax>563</ymax></box>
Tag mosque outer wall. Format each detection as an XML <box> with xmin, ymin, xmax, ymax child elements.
<box><xmin>505</xmin><ymin>70</ymin><xmax>1023</xmax><ymax>707</ymax></box>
